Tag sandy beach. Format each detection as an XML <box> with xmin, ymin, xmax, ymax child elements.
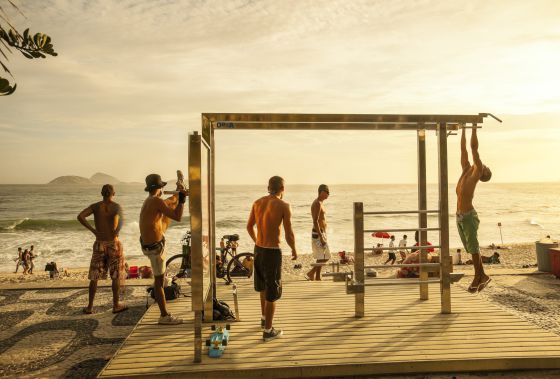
<box><xmin>2</xmin><ymin>241</ymin><xmax>560</xmax><ymax>378</ymax></box>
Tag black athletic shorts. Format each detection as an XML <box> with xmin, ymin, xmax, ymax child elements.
<box><xmin>388</xmin><ymin>252</ymin><xmax>397</xmax><ymax>260</ymax></box>
<box><xmin>254</xmin><ymin>246</ymin><xmax>282</xmax><ymax>302</ymax></box>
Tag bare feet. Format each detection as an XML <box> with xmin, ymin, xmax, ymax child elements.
<box><xmin>83</xmin><ymin>307</ymin><xmax>93</xmax><ymax>314</ymax></box>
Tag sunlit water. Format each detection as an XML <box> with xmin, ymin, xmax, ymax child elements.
<box><xmin>1</xmin><ymin>183</ymin><xmax>558</xmax><ymax>272</ymax></box>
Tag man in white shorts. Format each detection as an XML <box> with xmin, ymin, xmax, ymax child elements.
<box><xmin>306</xmin><ymin>184</ymin><xmax>331</xmax><ymax>281</ymax></box>
<box><xmin>139</xmin><ymin>174</ymin><xmax>187</xmax><ymax>325</ymax></box>
<box><xmin>398</xmin><ymin>234</ymin><xmax>408</xmax><ymax>263</ymax></box>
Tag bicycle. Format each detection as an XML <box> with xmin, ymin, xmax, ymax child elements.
<box><xmin>165</xmin><ymin>231</ymin><xmax>192</xmax><ymax>287</ymax></box>
<box><xmin>217</xmin><ymin>234</ymin><xmax>254</xmax><ymax>285</ymax></box>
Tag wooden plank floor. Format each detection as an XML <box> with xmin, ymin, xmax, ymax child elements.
<box><xmin>99</xmin><ymin>280</ymin><xmax>560</xmax><ymax>378</ymax></box>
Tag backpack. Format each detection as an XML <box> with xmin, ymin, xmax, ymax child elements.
<box><xmin>212</xmin><ymin>297</ymin><xmax>236</xmax><ymax>321</ymax></box>
<box><xmin>146</xmin><ymin>281</ymin><xmax>181</xmax><ymax>302</ymax></box>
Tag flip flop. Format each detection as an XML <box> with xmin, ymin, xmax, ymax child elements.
<box><xmin>83</xmin><ymin>307</ymin><xmax>93</xmax><ymax>314</ymax></box>
<box><xmin>477</xmin><ymin>277</ymin><xmax>492</xmax><ymax>293</ymax></box>
<box><xmin>467</xmin><ymin>285</ymin><xmax>478</xmax><ymax>294</ymax></box>
<box><xmin>304</xmin><ymin>274</ymin><xmax>312</xmax><ymax>281</ymax></box>
<box><xmin>112</xmin><ymin>305</ymin><xmax>129</xmax><ymax>314</ymax></box>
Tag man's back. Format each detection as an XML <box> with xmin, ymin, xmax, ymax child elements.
<box><xmin>253</xmin><ymin>195</ymin><xmax>287</xmax><ymax>248</ymax></box>
<box><xmin>92</xmin><ymin>201</ymin><xmax>121</xmax><ymax>241</ymax></box>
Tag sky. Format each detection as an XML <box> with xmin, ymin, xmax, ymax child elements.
<box><xmin>1</xmin><ymin>0</ymin><xmax>559</xmax><ymax>185</ymax></box>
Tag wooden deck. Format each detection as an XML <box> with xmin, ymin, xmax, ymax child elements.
<box><xmin>99</xmin><ymin>280</ymin><xmax>560</xmax><ymax>378</ymax></box>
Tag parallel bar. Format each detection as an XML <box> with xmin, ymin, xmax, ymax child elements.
<box><xmin>418</xmin><ymin>129</ymin><xmax>429</xmax><ymax>300</ymax></box>
<box><xmin>363</xmin><ymin>279</ymin><xmax>442</xmax><ymax>286</ymax></box>
<box><xmin>354</xmin><ymin>202</ymin><xmax>365</xmax><ymax>318</ymax></box>
<box><xmin>365</xmin><ymin>228</ymin><xmax>440</xmax><ymax>233</ymax></box>
<box><xmin>364</xmin><ymin>263</ymin><xmax>440</xmax><ymax>269</ymax></box>
<box><xmin>365</xmin><ymin>246</ymin><xmax>441</xmax><ymax>251</ymax></box>
<box><xmin>203</xmin><ymin>113</ymin><xmax>486</xmax><ymax>124</ymax></box>
<box><xmin>364</xmin><ymin>210</ymin><xmax>439</xmax><ymax>215</ymax></box>
<box><xmin>438</xmin><ymin>122</ymin><xmax>452</xmax><ymax>314</ymax></box>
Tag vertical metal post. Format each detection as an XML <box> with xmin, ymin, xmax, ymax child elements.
<box><xmin>354</xmin><ymin>202</ymin><xmax>365</xmax><ymax>318</ymax></box>
<box><xmin>194</xmin><ymin>311</ymin><xmax>202</xmax><ymax>362</ymax></box>
<box><xmin>417</xmin><ymin>129</ymin><xmax>429</xmax><ymax>300</ymax></box>
<box><xmin>438</xmin><ymin>123</ymin><xmax>452</xmax><ymax>313</ymax></box>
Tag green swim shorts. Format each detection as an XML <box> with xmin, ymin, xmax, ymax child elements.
<box><xmin>456</xmin><ymin>209</ymin><xmax>480</xmax><ymax>254</ymax></box>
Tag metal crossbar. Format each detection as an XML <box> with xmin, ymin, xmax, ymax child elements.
<box><xmin>363</xmin><ymin>279</ymin><xmax>441</xmax><ymax>286</ymax></box>
<box><xmin>363</xmin><ymin>210</ymin><xmax>439</xmax><ymax>215</ymax></box>
<box><xmin>365</xmin><ymin>246</ymin><xmax>441</xmax><ymax>251</ymax></box>
<box><xmin>365</xmin><ymin>227</ymin><xmax>440</xmax><ymax>233</ymax></box>
<box><xmin>364</xmin><ymin>263</ymin><xmax>440</xmax><ymax>269</ymax></box>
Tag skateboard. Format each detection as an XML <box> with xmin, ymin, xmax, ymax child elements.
<box><xmin>206</xmin><ymin>324</ymin><xmax>230</xmax><ymax>358</ymax></box>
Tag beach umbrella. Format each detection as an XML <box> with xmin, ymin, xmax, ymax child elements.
<box><xmin>371</xmin><ymin>231</ymin><xmax>392</xmax><ymax>239</ymax></box>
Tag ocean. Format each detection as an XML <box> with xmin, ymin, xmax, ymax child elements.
<box><xmin>0</xmin><ymin>183</ymin><xmax>558</xmax><ymax>272</ymax></box>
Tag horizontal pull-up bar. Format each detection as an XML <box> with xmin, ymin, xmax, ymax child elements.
<box><xmin>364</xmin><ymin>210</ymin><xmax>439</xmax><ymax>215</ymax></box>
<box><xmin>214</xmin><ymin>122</ymin><xmax>449</xmax><ymax>131</ymax></box>
<box><xmin>203</xmin><ymin>113</ymin><xmax>489</xmax><ymax>124</ymax></box>
<box><xmin>365</xmin><ymin>227</ymin><xmax>440</xmax><ymax>233</ymax></box>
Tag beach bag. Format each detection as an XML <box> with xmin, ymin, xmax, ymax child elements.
<box><xmin>146</xmin><ymin>281</ymin><xmax>181</xmax><ymax>301</ymax></box>
<box><xmin>212</xmin><ymin>298</ymin><xmax>236</xmax><ymax>321</ymax></box>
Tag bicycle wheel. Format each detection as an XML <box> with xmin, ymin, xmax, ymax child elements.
<box><xmin>226</xmin><ymin>252</ymin><xmax>254</xmax><ymax>284</ymax></box>
<box><xmin>166</xmin><ymin>254</ymin><xmax>191</xmax><ymax>288</ymax></box>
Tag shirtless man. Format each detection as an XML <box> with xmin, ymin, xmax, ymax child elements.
<box><xmin>456</xmin><ymin>127</ymin><xmax>492</xmax><ymax>293</ymax></box>
<box><xmin>247</xmin><ymin>176</ymin><xmax>297</xmax><ymax>341</ymax></box>
<box><xmin>139</xmin><ymin>173</ymin><xmax>187</xmax><ymax>325</ymax></box>
<box><xmin>78</xmin><ymin>184</ymin><xmax>127</xmax><ymax>314</ymax></box>
<box><xmin>306</xmin><ymin>184</ymin><xmax>331</xmax><ymax>281</ymax></box>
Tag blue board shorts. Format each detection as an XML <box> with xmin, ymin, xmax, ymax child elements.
<box><xmin>456</xmin><ymin>209</ymin><xmax>480</xmax><ymax>254</ymax></box>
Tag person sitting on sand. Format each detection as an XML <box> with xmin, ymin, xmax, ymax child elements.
<box><xmin>306</xmin><ymin>184</ymin><xmax>331</xmax><ymax>281</ymax></box>
<box><xmin>14</xmin><ymin>247</ymin><xmax>23</xmax><ymax>273</ymax></box>
<box><xmin>139</xmin><ymin>174</ymin><xmax>187</xmax><ymax>325</ymax></box>
<box><xmin>247</xmin><ymin>176</ymin><xmax>297</xmax><ymax>342</ymax></box>
<box><xmin>397</xmin><ymin>253</ymin><xmax>440</xmax><ymax>278</ymax></box>
<box><xmin>456</xmin><ymin>126</ymin><xmax>492</xmax><ymax>293</ymax></box>
<box><xmin>384</xmin><ymin>235</ymin><xmax>397</xmax><ymax>265</ymax></box>
<box><xmin>78</xmin><ymin>184</ymin><xmax>128</xmax><ymax>314</ymax></box>
<box><xmin>373</xmin><ymin>243</ymin><xmax>383</xmax><ymax>256</ymax></box>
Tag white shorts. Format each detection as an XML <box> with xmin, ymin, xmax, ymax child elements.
<box><xmin>141</xmin><ymin>240</ymin><xmax>166</xmax><ymax>277</ymax></box>
<box><xmin>312</xmin><ymin>235</ymin><xmax>331</xmax><ymax>261</ymax></box>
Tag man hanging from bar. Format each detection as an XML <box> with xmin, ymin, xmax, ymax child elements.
<box><xmin>456</xmin><ymin>125</ymin><xmax>492</xmax><ymax>293</ymax></box>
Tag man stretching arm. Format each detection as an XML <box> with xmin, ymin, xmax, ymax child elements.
<box><xmin>456</xmin><ymin>126</ymin><xmax>492</xmax><ymax>293</ymax></box>
<box><xmin>139</xmin><ymin>174</ymin><xmax>188</xmax><ymax>325</ymax></box>
<box><xmin>247</xmin><ymin>176</ymin><xmax>297</xmax><ymax>342</ymax></box>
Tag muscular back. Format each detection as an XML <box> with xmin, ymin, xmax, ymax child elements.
<box><xmin>91</xmin><ymin>201</ymin><xmax>121</xmax><ymax>241</ymax></box>
<box><xmin>252</xmin><ymin>195</ymin><xmax>288</xmax><ymax>248</ymax></box>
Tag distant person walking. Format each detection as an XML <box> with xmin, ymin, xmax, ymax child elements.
<box><xmin>456</xmin><ymin>126</ymin><xmax>492</xmax><ymax>293</ymax></box>
<box><xmin>78</xmin><ymin>184</ymin><xmax>127</xmax><ymax>314</ymax></box>
<box><xmin>306</xmin><ymin>184</ymin><xmax>331</xmax><ymax>281</ymax></box>
<box><xmin>139</xmin><ymin>174</ymin><xmax>187</xmax><ymax>325</ymax></box>
<box><xmin>28</xmin><ymin>245</ymin><xmax>35</xmax><ymax>274</ymax></box>
<box><xmin>398</xmin><ymin>235</ymin><xmax>408</xmax><ymax>263</ymax></box>
<box><xmin>384</xmin><ymin>235</ymin><xmax>397</xmax><ymax>265</ymax></box>
<box><xmin>14</xmin><ymin>247</ymin><xmax>23</xmax><ymax>273</ymax></box>
<box><xmin>22</xmin><ymin>249</ymin><xmax>30</xmax><ymax>274</ymax></box>
<box><xmin>247</xmin><ymin>176</ymin><xmax>297</xmax><ymax>342</ymax></box>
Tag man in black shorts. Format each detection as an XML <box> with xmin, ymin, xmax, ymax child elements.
<box><xmin>247</xmin><ymin>176</ymin><xmax>297</xmax><ymax>342</ymax></box>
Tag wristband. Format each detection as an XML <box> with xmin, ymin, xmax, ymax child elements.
<box><xmin>178</xmin><ymin>192</ymin><xmax>186</xmax><ymax>204</ymax></box>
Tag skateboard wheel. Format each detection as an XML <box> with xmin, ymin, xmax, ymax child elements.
<box><xmin>226</xmin><ymin>324</ymin><xmax>231</xmax><ymax>330</ymax></box>
<box><xmin>222</xmin><ymin>340</ymin><xmax>228</xmax><ymax>346</ymax></box>
<box><xmin>205</xmin><ymin>339</ymin><xmax>210</xmax><ymax>346</ymax></box>
<box><xmin>211</xmin><ymin>325</ymin><xmax>216</xmax><ymax>331</ymax></box>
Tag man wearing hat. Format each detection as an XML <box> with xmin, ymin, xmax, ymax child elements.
<box><xmin>139</xmin><ymin>173</ymin><xmax>188</xmax><ymax>325</ymax></box>
<box><xmin>78</xmin><ymin>184</ymin><xmax>127</xmax><ymax>314</ymax></box>
<box><xmin>306</xmin><ymin>184</ymin><xmax>331</xmax><ymax>281</ymax></box>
